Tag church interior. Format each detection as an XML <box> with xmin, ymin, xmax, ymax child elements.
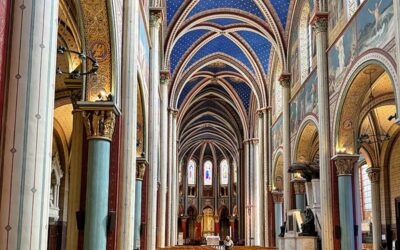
<box><xmin>1</xmin><ymin>0</ymin><xmax>400</xmax><ymax>250</ymax></box>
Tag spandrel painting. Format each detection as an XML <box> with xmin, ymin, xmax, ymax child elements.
<box><xmin>328</xmin><ymin>0</ymin><xmax>394</xmax><ymax>95</ymax></box>
<box><xmin>290</xmin><ymin>71</ymin><xmax>318</xmax><ymax>138</ymax></box>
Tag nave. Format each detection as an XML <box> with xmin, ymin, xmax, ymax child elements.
<box><xmin>0</xmin><ymin>0</ymin><xmax>400</xmax><ymax>250</ymax></box>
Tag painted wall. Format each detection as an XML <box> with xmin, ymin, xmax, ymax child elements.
<box><xmin>0</xmin><ymin>0</ymin><xmax>10</xmax><ymax>138</ymax></box>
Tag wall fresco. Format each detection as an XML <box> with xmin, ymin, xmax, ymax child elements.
<box><xmin>272</xmin><ymin>115</ymin><xmax>283</xmax><ymax>154</ymax></box>
<box><xmin>328</xmin><ymin>0</ymin><xmax>394</xmax><ymax>95</ymax></box>
<box><xmin>290</xmin><ymin>71</ymin><xmax>318</xmax><ymax>138</ymax></box>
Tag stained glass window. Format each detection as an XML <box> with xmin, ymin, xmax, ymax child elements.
<box><xmin>359</xmin><ymin>164</ymin><xmax>372</xmax><ymax>220</ymax></box>
<box><xmin>220</xmin><ymin>159</ymin><xmax>229</xmax><ymax>185</ymax></box>
<box><xmin>233</xmin><ymin>161</ymin><xmax>237</xmax><ymax>184</ymax></box>
<box><xmin>188</xmin><ymin>160</ymin><xmax>196</xmax><ymax>185</ymax></box>
<box><xmin>204</xmin><ymin>160</ymin><xmax>213</xmax><ymax>186</ymax></box>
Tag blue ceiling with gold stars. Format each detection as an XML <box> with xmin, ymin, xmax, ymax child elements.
<box><xmin>167</xmin><ymin>0</ymin><xmax>291</xmax><ymax>115</ymax></box>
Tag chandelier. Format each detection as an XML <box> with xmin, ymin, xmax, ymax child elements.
<box><xmin>56</xmin><ymin>46</ymin><xmax>99</xmax><ymax>79</ymax></box>
<box><xmin>357</xmin><ymin>68</ymin><xmax>390</xmax><ymax>145</ymax></box>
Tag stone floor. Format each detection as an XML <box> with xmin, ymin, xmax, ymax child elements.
<box><xmin>157</xmin><ymin>247</ymin><xmax>278</xmax><ymax>250</ymax></box>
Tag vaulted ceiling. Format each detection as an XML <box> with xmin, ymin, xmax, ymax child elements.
<box><xmin>165</xmin><ymin>0</ymin><xmax>292</xmax><ymax>162</ymax></box>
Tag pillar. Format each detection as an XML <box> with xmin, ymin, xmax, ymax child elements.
<box><xmin>367</xmin><ymin>167</ymin><xmax>382</xmax><ymax>250</ymax></box>
<box><xmin>170</xmin><ymin>109</ymin><xmax>178</xmax><ymax>246</ymax></box>
<box><xmin>312</xmin><ymin>12</ymin><xmax>335</xmax><ymax>250</ymax></box>
<box><xmin>157</xmin><ymin>70</ymin><xmax>170</xmax><ymax>247</ymax></box>
<box><xmin>80</xmin><ymin>106</ymin><xmax>117</xmax><ymax>250</ymax></box>
<box><xmin>292</xmin><ymin>177</ymin><xmax>306</xmax><ymax>212</ymax></box>
<box><xmin>134</xmin><ymin>160</ymin><xmax>147</xmax><ymax>249</ymax></box>
<box><xmin>167</xmin><ymin>112</ymin><xmax>173</xmax><ymax>246</ymax></box>
<box><xmin>272</xmin><ymin>190</ymin><xmax>283</xmax><ymax>247</ymax></box>
<box><xmin>0</xmin><ymin>0</ymin><xmax>58</xmax><ymax>249</ymax></box>
<box><xmin>181</xmin><ymin>216</ymin><xmax>188</xmax><ymax>240</ymax></box>
<box><xmin>119</xmin><ymin>0</ymin><xmax>140</xmax><ymax>248</ymax></box>
<box><xmin>146</xmin><ymin>9</ymin><xmax>162</xmax><ymax>250</ymax></box>
<box><xmin>229</xmin><ymin>217</ymin><xmax>236</xmax><ymax>241</ymax></box>
<box><xmin>65</xmin><ymin>81</ymin><xmax>83</xmax><ymax>250</ymax></box>
<box><xmin>243</xmin><ymin>140</ymin><xmax>251</xmax><ymax>245</ymax></box>
<box><xmin>254</xmin><ymin>111</ymin><xmax>264</xmax><ymax>245</ymax></box>
<box><xmin>279</xmin><ymin>74</ymin><xmax>292</xmax><ymax>216</ymax></box>
<box><xmin>214</xmin><ymin>215</ymin><xmax>220</xmax><ymax>236</ymax></box>
<box><xmin>332</xmin><ymin>154</ymin><xmax>359</xmax><ymax>250</ymax></box>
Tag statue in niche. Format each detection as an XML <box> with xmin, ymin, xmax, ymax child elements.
<box><xmin>49</xmin><ymin>151</ymin><xmax>63</xmax><ymax>221</ymax></box>
<box><xmin>300</xmin><ymin>208</ymin><xmax>317</xmax><ymax>236</ymax></box>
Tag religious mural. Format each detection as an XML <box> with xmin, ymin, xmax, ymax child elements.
<box><xmin>290</xmin><ymin>71</ymin><xmax>318</xmax><ymax>138</ymax></box>
<box><xmin>272</xmin><ymin>115</ymin><xmax>283</xmax><ymax>154</ymax></box>
<box><xmin>328</xmin><ymin>0</ymin><xmax>394</xmax><ymax>95</ymax></box>
<box><xmin>138</xmin><ymin>13</ymin><xmax>150</xmax><ymax>88</ymax></box>
<box><xmin>328</xmin><ymin>0</ymin><xmax>345</xmax><ymax>29</ymax></box>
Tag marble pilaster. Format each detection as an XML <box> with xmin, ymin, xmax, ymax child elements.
<box><xmin>367</xmin><ymin>167</ymin><xmax>382</xmax><ymax>250</ymax></box>
<box><xmin>0</xmin><ymin>1</ymin><xmax>59</xmax><ymax>249</ymax></box>
<box><xmin>312</xmin><ymin>12</ymin><xmax>335</xmax><ymax>250</ymax></box>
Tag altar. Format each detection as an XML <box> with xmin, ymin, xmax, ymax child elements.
<box><xmin>206</xmin><ymin>235</ymin><xmax>220</xmax><ymax>246</ymax></box>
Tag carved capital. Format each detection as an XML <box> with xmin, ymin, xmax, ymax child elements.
<box><xmin>271</xmin><ymin>190</ymin><xmax>284</xmax><ymax>204</ymax></box>
<box><xmin>214</xmin><ymin>215</ymin><xmax>220</xmax><ymax>223</ymax></box>
<box><xmin>160</xmin><ymin>70</ymin><xmax>170</xmax><ymax>85</ymax></box>
<box><xmin>332</xmin><ymin>154</ymin><xmax>359</xmax><ymax>176</ymax></box>
<box><xmin>291</xmin><ymin>177</ymin><xmax>306</xmax><ymax>195</ymax></box>
<box><xmin>278</xmin><ymin>73</ymin><xmax>291</xmax><ymax>88</ymax></box>
<box><xmin>150</xmin><ymin>9</ymin><xmax>163</xmax><ymax>28</ymax></box>
<box><xmin>169</xmin><ymin>108</ymin><xmax>178</xmax><ymax>117</ymax></box>
<box><xmin>367</xmin><ymin>167</ymin><xmax>380</xmax><ymax>183</ymax></box>
<box><xmin>311</xmin><ymin>12</ymin><xmax>329</xmax><ymax>33</ymax></box>
<box><xmin>136</xmin><ymin>160</ymin><xmax>147</xmax><ymax>180</ymax></box>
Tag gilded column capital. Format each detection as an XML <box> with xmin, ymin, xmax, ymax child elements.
<box><xmin>136</xmin><ymin>160</ymin><xmax>148</xmax><ymax>180</ymax></box>
<box><xmin>78</xmin><ymin>102</ymin><xmax>119</xmax><ymax>141</ymax></box>
<box><xmin>271</xmin><ymin>190</ymin><xmax>284</xmax><ymax>204</ymax></box>
<box><xmin>278</xmin><ymin>73</ymin><xmax>291</xmax><ymax>88</ymax></box>
<box><xmin>332</xmin><ymin>154</ymin><xmax>360</xmax><ymax>176</ymax></box>
<box><xmin>311</xmin><ymin>12</ymin><xmax>329</xmax><ymax>33</ymax></box>
<box><xmin>291</xmin><ymin>177</ymin><xmax>306</xmax><ymax>195</ymax></box>
<box><xmin>367</xmin><ymin>167</ymin><xmax>380</xmax><ymax>183</ymax></box>
<box><xmin>214</xmin><ymin>214</ymin><xmax>220</xmax><ymax>223</ymax></box>
<box><xmin>160</xmin><ymin>70</ymin><xmax>170</xmax><ymax>85</ymax></box>
<box><xmin>150</xmin><ymin>8</ymin><xmax>163</xmax><ymax>28</ymax></box>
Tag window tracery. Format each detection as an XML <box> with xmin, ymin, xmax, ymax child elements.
<box><xmin>359</xmin><ymin>164</ymin><xmax>372</xmax><ymax>221</ymax></box>
<box><xmin>204</xmin><ymin>160</ymin><xmax>213</xmax><ymax>186</ymax></box>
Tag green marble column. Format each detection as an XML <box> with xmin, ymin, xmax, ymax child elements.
<box><xmin>134</xmin><ymin>160</ymin><xmax>147</xmax><ymax>250</ymax></box>
<box><xmin>80</xmin><ymin>105</ymin><xmax>117</xmax><ymax>250</ymax></box>
<box><xmin>333</xmin><ymin>154</ymin><xmax>359</xmax><ymax>250</ymax></box>
<box><xmin>292</xmin><ymin>177</ymin><xmax>306</xmax><ymax>212</ymax></box>
<box><xmin>272</xmin><ymin>190</ymin><xmax>283</xmax><ymax>247</ymax></box>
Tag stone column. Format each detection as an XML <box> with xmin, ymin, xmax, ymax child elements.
<box><xmin>181</xmin><ymin>216</ymin><xmax>188</xmax><ymax>240</ymax></box>
<box><xmin>229</xmin><ymin>216</ymin><xmax>236</xmax><ymax>240</ymax></box>
<box><xmin>171</xmin><ymin>110</ymin><xmax>178</xmax><ymax>246</ymax></box>
<box><xmin>146</xmin><ymin>9</ymin><xmax>162</xmax><ymax>250</ymax></box>
<box><xmin>80</xmin><ymin>104</ymin><xmax>117</xmax><ymax>250</ymax></box>
<box><xmin>134</xmin><ymin>160</ymin><xmax>147</xmax><ymax>249</ymax></box>
<box><xmin>157</xmin><ymin>70</ymin><xmax>170</xmax><ymax>247</ymax></box>
<box><xmin>311</xmin><ymin>12</ymin><xmax>335</xmax><ymax>250</ymax></box>
<box><xmin>367</xmin><ymin>167</ymin><xmax>382</xmax><ymax>250</ymax></box>
<box><xmin>167</xmin><ymin>112</ymin><xmax>173</xmax><ymax>246</ymax></box>
<box><xmin>214</xmin><ymin>215</ymin><xmax>220</xmax><ymax>236</ymax></box>
<box><xmin>279</xmin><ymin>74</ymin><xmax>292</xmax><ymax>216</ymax></box>
<box><xmin>332</xmin><ymin>154</ymin><xmax>359</xmax><ymax>250</ymax></box>
<box><xmin>65</xmin><ymin>80</ymin><xmax>83</xmax><ymax>250</ymax></box>
<box><xmin>0</xmin><ymin>1</ymin><xmax>58</xmax><ymax>249</ymax></box>
<box><xmin>292</xmin><ymin>177</ymin><xmax>306</xmax><ymax>212</ymax></box>
<box><xmin>119</xmin><ymin>0</ymin><xmax>140</xmax><ymax>248</ymax></box>
<box><xmin>272</xmin><ymin>190</ymin><xmax>283</xmax><ymax>247</ymax></box>
<box><xmin>243</xmin><ymin>140</ymin><xmax>251</xmax><ymax>245</ymax></box>
<box><xmin>254</xmin><ymin>111</ymin><xmax>264</xmax><ymax>246</ymax></box>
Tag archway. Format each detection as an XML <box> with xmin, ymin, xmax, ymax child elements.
<box><xmin>334</xmin><ymin>61</ymin><xmax>400</xmax><ymax>248</ymax></box>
